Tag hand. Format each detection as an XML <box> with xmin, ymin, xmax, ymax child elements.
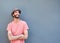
<box><xmin>19</xmin><ymin>34</ymin><xmax>25</xmax><ymax>39</ymax></box>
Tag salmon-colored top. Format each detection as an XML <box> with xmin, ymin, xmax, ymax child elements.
<box><xmin>7</xmin><ymin>20</ymin><xmax>29</xmax><ymax>43</ymax></box>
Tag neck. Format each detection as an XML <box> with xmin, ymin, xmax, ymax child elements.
<box><xmin>13</xmin><ymin>18</ymin><xmax>20</xmax><ymax>23</ymax></box>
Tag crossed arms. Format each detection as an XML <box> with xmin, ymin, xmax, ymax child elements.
<box><xmin>7</xmin><ymin>30</ymin><xmax>28</xmax><ymax>40</ymax></box>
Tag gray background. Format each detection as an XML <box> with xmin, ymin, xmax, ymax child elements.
<box><xmin>0</xmin><ymin>0</ymin><xmax>60</xmax><ymax>43</ymax></box>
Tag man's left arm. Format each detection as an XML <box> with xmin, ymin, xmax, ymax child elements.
<box><xmin>19</xmin><ymin>29</ymin><xmax>28</xmax><ymax>40</ymax></box>
<box><xmin>19</xmin><ymin>21</ymin><xmax>29</xmax><ymax>40</ymax></box>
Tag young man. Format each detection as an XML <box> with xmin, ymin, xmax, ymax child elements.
<box><xmin>7</xmin><ymin>8</ymin><xmax>29</xmax><ymax>43</ymax></box>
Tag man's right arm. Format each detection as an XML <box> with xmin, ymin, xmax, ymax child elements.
<box><xmin>8</xmin><ymin>31</ymin><xmax>21</xmax><ymax>40</ymax></box>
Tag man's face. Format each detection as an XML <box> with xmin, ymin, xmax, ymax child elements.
<box><xmin>13</xmin><ymin>11</ymin><xmax>20</xmax><ymax>18</ymax></box>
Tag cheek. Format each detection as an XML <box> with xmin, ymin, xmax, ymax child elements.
<box><xmin>12</xmin><ymin>14</ymin><xmax>16</xmax><ymax>17</ymax></box>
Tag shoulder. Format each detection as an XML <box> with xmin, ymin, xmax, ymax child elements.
<box><xmin>20</xmin><ymin>20</ymin><xmax>27</xmax><ymax>24</ymax></box>
<box><xmin>7</xmin><ymin>22</ymin><xmax>13</xmax><ymax>31</ymax></box>
<box><xmin>7</xmin><ymin>22</ymin><xmax>13</xmax><ymax>26</ymax></box>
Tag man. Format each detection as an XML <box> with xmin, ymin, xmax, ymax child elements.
<box><xmin>7</xmin><ymin>8</ymin><xmax>29</xmax><ymax>43</ymax></box>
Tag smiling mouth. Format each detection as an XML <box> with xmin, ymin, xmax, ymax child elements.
<box><xmin>13</xmin><ymin>14</ymin><xmax>20</xmax><ymax>18</ymax></box>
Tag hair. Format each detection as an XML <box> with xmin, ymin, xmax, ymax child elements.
<box><xmin>11</xmin><ymin>9</ymin><xmax>21</xmax><ymax>16</ymax></box>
